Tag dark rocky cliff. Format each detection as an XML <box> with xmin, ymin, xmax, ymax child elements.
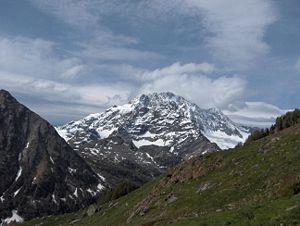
<box><xmin>0</xmin><ymin>90</ymin><xmax>103</xmax><ymax>222</ymax></box>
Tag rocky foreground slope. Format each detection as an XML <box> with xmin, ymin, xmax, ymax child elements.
<box><xmin>0</xmin><ymin>90</ymin><xmax>104</xmax><ymax>225</ymax></box>
<box><xmin>23</xmin><ymin>110</ymin><xmax>300</xmax><ymax>226</ymax></box>
<box><xmin>56</xmin><ymin>92</ymin><xmax>249</xmax><ymax>187</ymax></box>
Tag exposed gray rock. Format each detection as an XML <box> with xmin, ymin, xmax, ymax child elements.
<box><xmin>286</xmin><ymin>205</ymin><xmax>298</xmax><ymax>211</ymax></box>
<box><xmin>69</xmin><ymin>219</ymin><xmax>81</xmax><ymax>225</ymax></box>
<box><xmin>197</xmin><ymin>181</ymin><xmax>217</xmax><ymax>193</ymax></box>
<box><xmin>0</xmin><ymin>90</ymin><xmax>103</xmax><ymax>223</ymax></box>
<box><xmin>166</xmin><ymin>194</ymin><xmax>178</xmax><ymax>204</ymax></box>
<box><xmin>86</xmin><ymin>204</ymin><xmax>97</xmax><ymax>217</ymax></box>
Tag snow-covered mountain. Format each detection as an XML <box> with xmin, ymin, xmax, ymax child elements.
<box><xmin>56</xmin><ymin>92</ymin><xmax>250</xmax><ymax>187</ymax></box>
<box><xmin>57</xmin><ymin>92</ymin><xmax>249</xmax><ymax>150</ymax></box>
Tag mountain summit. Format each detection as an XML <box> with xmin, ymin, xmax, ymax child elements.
<box><xmin>58</xmin><ymin>92</ymin><xmax>249</xmax><ymax>150</ymax></box>
<box><xmin>56</xmin><ymin>92</ymin><xmax>249</xmax><ymax>187</ymax></box>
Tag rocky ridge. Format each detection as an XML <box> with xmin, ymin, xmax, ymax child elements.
<box><xmin>0</xmin><ymin>90</ymin><xmax>104</xmax><ymax>224</ymax></box>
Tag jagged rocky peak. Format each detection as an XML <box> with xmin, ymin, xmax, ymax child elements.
<box><xmin>0</xmin><ymin>90</ymin><xmax>104</xmax><ymax>224</ymax></box>
<box><xmin>0</xmin><ymin>89</ymin><xmax>13</xmax><ymax>99</ymax></box>
<box><xmin>130</xmin><ymin>92</ymin><xmax>189</xmax><ymax>107</ymax></box>
<box><xmin>0</xmin><ymin>89</ymin><xmax>20</xmax><ymax>108</ymax></box>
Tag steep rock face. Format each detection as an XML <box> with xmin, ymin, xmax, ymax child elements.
<box><xmin>0</xmin><ymin>90</ymin><xmax>104</xmax><ymax>223</ymax></box>
<box><xmin>75</xmin><ymin>135</ymin><xmax>184</xmax><ymax>187</ymax></box>
<box><xmin>56</xmin><ymin>92</ymin><xmax>248</xmax><ymax>187</ymax></box>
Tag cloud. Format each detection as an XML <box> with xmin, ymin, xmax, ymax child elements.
<box><xmin>189</xmin><ymin>0</ymin><xmax>277</xmax><ymax>68</ymax></box>
<box><xmin>29</xmin><ymin>1</ymin><xmax>164</xmax><ymax>63</ymax></box>
<box><xmin>0</xmin><ymin>35</ymin><xmax>135</xmax><ymax>122</ymax></box>
<box><xmin>136</xmin><ymin>62</ymin><xmax>215</xmax><ymax>81</ymax></box>
<box><xmin>0</xmin><ymin>68</ymin><xmax>132</xmax><ymax>107</ymax></box>
<box><xmin>295</xmin><ymin>58</ymin><xmax>300</xmax><ymax>73</ymax></box>
<box><xmin>0</xmin><ymin>0</ymin><xmax>282</xmax><ymax>127</ymax></box>
<box><xmin>77</xmin><ymin>44</ymin><xmax>163</xmax><ymax>62</ymax></box>
<box><xmin>72</xmin><ymin>30</ymin><xmax>161</xmax><ymax>62</ymax></box>
<box><xmin>29</xmin><ymin>0</ymin><xmax>277</xmax><ymax>68</ymax></box>
<box><xmin>140</xmin><ymin>0</ymin><xmax>277</xmax><ymax>69</ymax></box>
<box><xmin>0</xmin><ymin>35</ymin><xmax>245</xmax><ymax>123</ymax></box>
<box><xmin>223</xmin><ymin>102</ymin><xmax>289</xmax><ymax>127</ymax></box>
<box><xmin>29</xmin><ymin>0</ymin><xmax>103</xmax><ymax>28</ymax></box>
<box><xmin>0</xmin><ymin>36</ymin><xmax>80</xmax><ymax>79</ymax></box>
<box><xmin>137</xmin><ymin>62</ymin><xmax>246</xmax><ymax>109</ymax></box>
<box><xmin>61</xmin><ymin>65</ymin><xmax>85</xmax><ymax>79</ymax></box>
<box><xmin>140</xmin><ymin>75</ymin><xmax>246</xmax><ymax>109</ymax></box>
<box><xmin>0</xmin><ymin>70</ymin><xmax>133</xmax><ymax>118</ymax></box>
<box><xmin>0</xmin><ymin>37</ymin><xmax>284</xmax><ymax>128</ymax></box>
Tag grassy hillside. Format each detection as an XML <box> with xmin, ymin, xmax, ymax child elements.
<box><xmin>21</xmin><ymin>123</ymin><xmax>300</xmax><ymax>226</ymax></box>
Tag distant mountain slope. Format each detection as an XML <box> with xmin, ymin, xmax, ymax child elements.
<box><xmin>0</xmin><ymin>90</ymin><xmax>104</xmax><ymax>224</ymax></box>
<box><xmin>22</xmin><ymin>113</ymin><xmax>300</xmax><ymax>226</ymax></box>
<box><xmin>56</xmin><ymin>92</ymin><xmax>248</xmax><ymax>187</ymax></box>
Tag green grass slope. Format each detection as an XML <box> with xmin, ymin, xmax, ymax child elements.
<box><xmin>21</xmin><ymin>123</ymin><xmax>300</xmax><ymax>226</ymax></box>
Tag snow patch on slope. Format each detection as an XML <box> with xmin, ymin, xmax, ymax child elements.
<box><xmin>132</xmin><ymin>139</ymin><xmax>166</xmax><ymax>148</ymax></box>
<box><xmin>97</xmin><ymin>128</ymin><xmax>116</xmax><ymax>139</ymax></box>
<box><xmin>56</xmin><ymin>128</ymin><xmax>70</xmax><ymax>141</ymax></box>
<box><xmin>204</xmin><ymin>130</ymin><xmax>246</xmax><ymax>149</ymax></box>
<box><xmin>1</xmin><ymin>210</ymin><xmax>24</xmax><ymax>225</ymax></box>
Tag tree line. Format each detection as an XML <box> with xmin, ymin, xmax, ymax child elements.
<box><xmin>245</xmin><ymin>109</ymin><xmax>300</xmax><ymax>144</ymax></box>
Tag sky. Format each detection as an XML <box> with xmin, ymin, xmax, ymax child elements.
<box><xmin>0</xmin><ymin>0</ymin><xmax>299</xmax><ymax>127</ymax></box>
